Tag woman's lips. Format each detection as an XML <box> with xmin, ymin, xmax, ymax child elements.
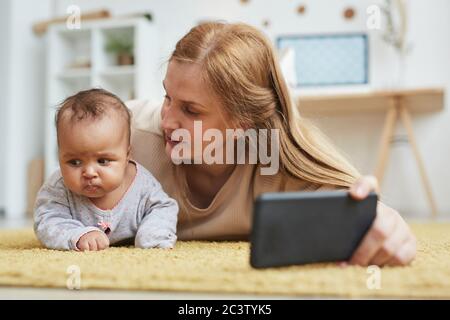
<box><xmin>165</xmin><ymin>134</ymin><xmax>181</xmax><ymax>148</ymax></box>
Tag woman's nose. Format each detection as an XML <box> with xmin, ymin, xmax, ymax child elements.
<box><xmin>161</xmin><ymin>104</ymin><xmax>181</xmax><ymax>131</ymax></box>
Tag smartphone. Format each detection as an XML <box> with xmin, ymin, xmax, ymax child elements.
<box><xmin>250</xmin><ymin>190</ymin><xmax>378</xmax><ymax>268</ymax></box>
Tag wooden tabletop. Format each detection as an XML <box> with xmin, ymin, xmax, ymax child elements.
<box><xmin>297</xmin><ymin>88</ymin><xmax>445</xmax><ymax>115</ymax></box>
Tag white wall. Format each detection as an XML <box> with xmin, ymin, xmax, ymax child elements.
<box><xmin>314</xmin><ymin>0</ymin><xmax>450</xmax><ymax>217</ymax></box>
<box><xmin>0</xmin><ymin>0</ymin><xmax>12</xmax><ymax>216</ymax></box>
<box><xmin>1</xmin><ymin>0</ymin><xmax>449</xmax><ymax>218</ymax></box>
<box><xmin>1</xmin><ymin>0</ymin><xmax>51</xmax><ymax>218</ymax></box>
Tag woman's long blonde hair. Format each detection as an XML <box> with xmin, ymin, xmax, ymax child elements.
<box><xmin>170</xmin><ymin>22</ymin><xmax>359</xmax><ymax>189</ymax></box>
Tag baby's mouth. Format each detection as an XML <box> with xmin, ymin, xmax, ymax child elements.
<box><xmin>84</xmin><ymin>185</ymin><xmax>100</xmax><ymax>193</ymax></box>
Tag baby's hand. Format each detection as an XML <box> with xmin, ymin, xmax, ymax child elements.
<box><xmin>77</xmin><ymin>231</ymin><xmax>110</xmax><ymax>251</ymax></box>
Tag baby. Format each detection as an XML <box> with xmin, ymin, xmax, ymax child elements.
<box><xmin>34</xmin><ymin>88</ymin><xmax>178</xmax><ymax>251</ymax></box>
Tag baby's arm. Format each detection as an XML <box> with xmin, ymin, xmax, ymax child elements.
<box><xmin>34</xmin><ymin>176</ymin><xmax>101</xmax><ymax>250</ymax></box>
<box><xmin>135</xmin><ymin>177</ymin><xmax>178</xmax><ymax>249</ymax></box>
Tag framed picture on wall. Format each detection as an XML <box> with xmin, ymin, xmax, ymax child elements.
<box><xmin>277</xmin><ymin>33</ymin><xmax>369</xmax><ymax>87</ymax></box>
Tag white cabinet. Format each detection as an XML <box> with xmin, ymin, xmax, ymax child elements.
<box><xmin>45</xmin><ymin>18</ymin><xmax>161</xmax><ymax>177</ymax></box>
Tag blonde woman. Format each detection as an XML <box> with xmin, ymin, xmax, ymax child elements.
<box><xmin>128</xmin><ymin>22</ymin><xmax>416</xmax><ymax>266</ymax></box>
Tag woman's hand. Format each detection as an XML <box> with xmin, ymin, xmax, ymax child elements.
<box><xmin>348</xmin><ymin>176</ymin><xmax>417</xmax><ymax>266</ymax></box>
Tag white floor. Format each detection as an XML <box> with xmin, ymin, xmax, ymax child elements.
<box><xmin>0</xmin><ymin>287</ymin><xmax>303</xmax><ymax>300</ymax></box>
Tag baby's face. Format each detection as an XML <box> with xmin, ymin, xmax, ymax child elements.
<box><xmin>58</xmin><ymin>114</ymin><xmax>130</xmax><ymax>199</ymax></box>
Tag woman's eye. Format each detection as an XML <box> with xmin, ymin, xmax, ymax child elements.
<box><xmin>98</xmin><ymin>159</ymin><xmax>111</xmax><ymax>165</ymax></box>
<box><xmin>183</xmin><ymin>106</ymin><xmax>199</xmax><ymax>116</ymax></box>
<box><xmin>164</xmin><ymin>94</ymin><xmax>171</xmax><ymax>102</ymax></box>
<box><xmin>68</xmin><ymin>160</ymin><xmax>81</xmax><ymax>166</ymax></box>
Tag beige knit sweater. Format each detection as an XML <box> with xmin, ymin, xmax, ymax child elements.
<box><xmin>127</xmin><ymin>100</ymin><xmax>331</xmax><ymax>241</ymax></box>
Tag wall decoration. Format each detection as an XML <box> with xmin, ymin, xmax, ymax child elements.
<box><xmin>343</xmin><ymin>7</ymin><xmax>356</xmax><ymax>20</ymax></box>
<box><xmin>297</xmin><ymin>5</ymin><xmax>306</xmax><ymax>15</ymax></box>
<box><xmin>381</xmin><ymin>0</ymin><xmax>412</xmax><ymax>87</ymax></box>
<box><xmin>381</xmin><ymin>0</ymin><xmax>411</xmax><ymax>54</ymax></box>
<box><xmin>277</xmin><ymin>33</ymin><xmax>369</xmax><ymax>87</ymax></box>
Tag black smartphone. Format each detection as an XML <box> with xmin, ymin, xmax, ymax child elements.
<box><xmin>250</xmin><ymin>190</ymin><xmax>378</xmax><ymax>268</ymax></box>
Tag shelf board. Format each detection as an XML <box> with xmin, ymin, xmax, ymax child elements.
<box><xmin>57</xmin><ymin>68</ymin><xmax>91</xmax><ymax>80</ymax></box>
<box><xmin>56</xmin><ymin>28</ymin><xmax>91</xmax><ymax>41</ymax></box>
<box><xmin>99</xmin><ymin>65</ymin><xmax>135</xmax><ymax>77</ymax></box>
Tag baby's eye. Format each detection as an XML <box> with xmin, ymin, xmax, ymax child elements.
<box><xmin>98</xmin><ymin>158</ymin><xmax>111</xmax><ymax>165</ymax></box>
<box><xmin>68</xmin><ymin>160</ymin><xmax>81</xmax><ymax>167</ymax></box>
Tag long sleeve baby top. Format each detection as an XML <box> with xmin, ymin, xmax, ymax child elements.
<box><xmin>34</xmin><ymin>161</ymin><xmax>178</xmax><ymax>250</ymax></box>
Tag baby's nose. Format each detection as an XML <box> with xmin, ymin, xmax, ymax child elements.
<box><xmin>82</xmin><ymin>166</ymin><xmax>98</xmax><ymax>179</ymax></box>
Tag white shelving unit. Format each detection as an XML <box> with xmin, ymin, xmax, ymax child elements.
<box><xmin>45</xmin><ymin>18</ymin><xmax>161</xmax><ymax>177</ymax></box>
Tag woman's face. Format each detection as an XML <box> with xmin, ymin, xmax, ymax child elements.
<box><xmin>161</xmin><ymin>60</ymin><xmax>232</xmax><ymax>163</ymax></box>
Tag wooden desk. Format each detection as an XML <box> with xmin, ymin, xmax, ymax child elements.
<box><xmin>297</xmin><ymin>88</ymin><xmax>445</xmax><ymax>217</ymax></box>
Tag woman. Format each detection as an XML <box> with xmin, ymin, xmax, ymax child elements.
<box><xmin>128</xmin><ymin>22</ymin><xmax>416</xmax><ymax>266</ymax></box>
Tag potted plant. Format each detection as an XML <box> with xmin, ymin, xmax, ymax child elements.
<box><xmin>105</xmin><ymin>35</ymin><xmax>134</xmax><ymax>66</ymax></box>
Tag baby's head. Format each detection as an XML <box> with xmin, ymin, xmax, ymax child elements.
<box><xmin>55</xmin><ymin>88</ymin><xmax>132</xmax><ymax>199</ymax></box>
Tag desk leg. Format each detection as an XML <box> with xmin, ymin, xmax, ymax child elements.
<box><xmin>375</xmin><ymin>105</ymin><xmax>398</xmax><ymax>184</ymax></box>
<box><xmin>399</xmin><ymin>105</ymin><xmax>438</xmax><ymax>218</ymax></box>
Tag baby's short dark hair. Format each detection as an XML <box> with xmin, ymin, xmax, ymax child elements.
<box><xmin>55</xmin><ymin>88</ymin><xmax>132</xmax><ymax>145</ymax></box>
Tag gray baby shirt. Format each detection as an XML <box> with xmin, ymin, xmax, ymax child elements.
<box><xmin>34</xmin><ymin>161</ymin><xmax>178</xmax><ymax>250</ymax></box>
